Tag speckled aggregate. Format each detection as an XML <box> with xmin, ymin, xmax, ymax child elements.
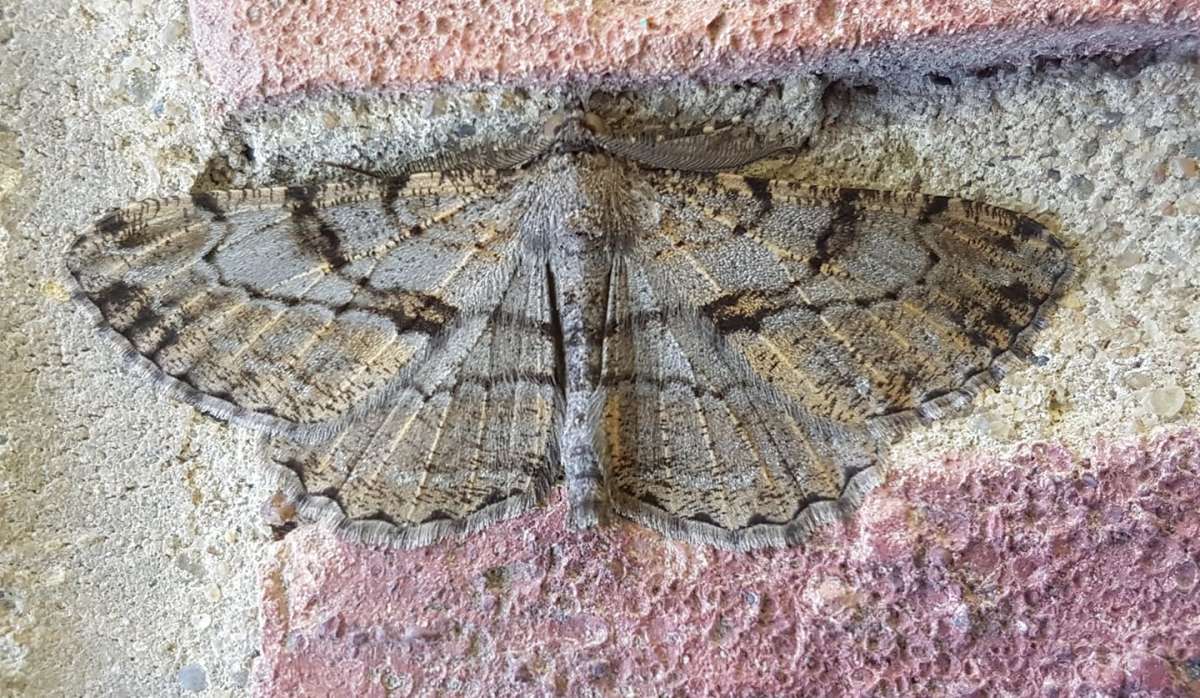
<box><xmin>2</xmin><ymin>2</ymin><xmax>266</xmax><ymax>695</ymax></box>
<box><xmin>257</xmin><ymin>432</ymin><xmax>1200</xmax><ymax>695</ymax></box>
<box><xmin>0</xmin><ymin>1</ymin><xmax>1197</xmax><ymax>695</ymax></box>
<box><xmin>187</xmin><ymin>0</ymin><xmax>1200</xmax><ymax>105</ymax></box>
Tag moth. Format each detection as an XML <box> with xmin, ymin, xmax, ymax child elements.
<box><xmin>65</xmin><ymin>113</ymin><xmax>1072</xmax><ymax>549</ymax></box>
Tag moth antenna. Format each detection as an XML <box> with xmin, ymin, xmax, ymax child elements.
<box><xmin>319</xmin><ymin>160</ymin><xmax>386</xmax><ymax>179</ymax></box>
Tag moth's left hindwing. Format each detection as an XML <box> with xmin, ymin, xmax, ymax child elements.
<box><xmin>268</xmin><ymin>257</ymin><xmax>560</xmax><ymax>547</ymax></box>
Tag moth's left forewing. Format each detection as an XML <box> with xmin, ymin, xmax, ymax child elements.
<box><xmin>65</xmin><ymin>173</ymin><xmax>527</xmax><ymax>437</ymax></box>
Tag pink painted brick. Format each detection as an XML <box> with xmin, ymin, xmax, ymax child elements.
<box><xmin>190</xmin><ymin>0</ymin><xmax>1199</xmax><ymax>105</ymax></box>
<box><xmin>254</xmin><ymin>430</ymin><xmax>1200</xmax><ymax>696</ymax></box>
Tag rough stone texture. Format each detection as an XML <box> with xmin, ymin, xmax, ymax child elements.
<box><xmin>2</xmin><ymin>0</ymin><xmax>1199</xmax><ymax>695</ymax></box>
<box><xmin>780</xmin><ymin>49</ymin><xmax>1200</xmax><ymax>460</ymax></box>
<box><xmin>257</xmin><ymin>431</ymin><xmax>1200</xmax><ymax>696</ymax></box>
<box><xmin>234</xmin><ymin>47</ymin><xmax>1200</xmax><ymax>694</ymax></box>
<box><xmin>189</xmin><ymin>0</ymin><xmax>1200</xmax><ymax>105</ymax></box>
<box><xmin>1</xmin><ymin>2</ymin><xmax>267</xmax><ymax>695</ymax></box>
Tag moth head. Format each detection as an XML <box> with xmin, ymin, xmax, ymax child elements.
<box><xmin>544</xmin><ymin>110</ymin><xmax>610</xmax><ymax>152</ymax></box>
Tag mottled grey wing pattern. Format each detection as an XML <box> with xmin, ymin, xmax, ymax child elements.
<box><xmin>268</xmin><ymin>259</ymin><xmax>559</xmax><ymax>545</ymax></box>
<box><xmin>66</xmin><ymin>173</ymin><xmax>519</xmax><ymax>434</ymax></box>
<box><xmin>66</xmin><ymin>130</ymin><xmax>1072</xmax><ymax>551</ymax></box>
<box><xmin>66</xmin><ymin>171</ymin><xmax>562</xmax><ymax>544</ymax></box>
<box><xmin>600</xmin><ymin>258</ymin><xmax>883</xmax><ymax>548</ymax></box>
<box><xmin>603</xmin><ymin>171</ymin><xmax>1071</xmax><ymax>547</ymax></box>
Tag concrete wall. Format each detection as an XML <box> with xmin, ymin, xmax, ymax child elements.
<box><xmin>1</xmin><ymin>1</ymin><xmax>1197</xmax><ymax>695</ymax></box>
